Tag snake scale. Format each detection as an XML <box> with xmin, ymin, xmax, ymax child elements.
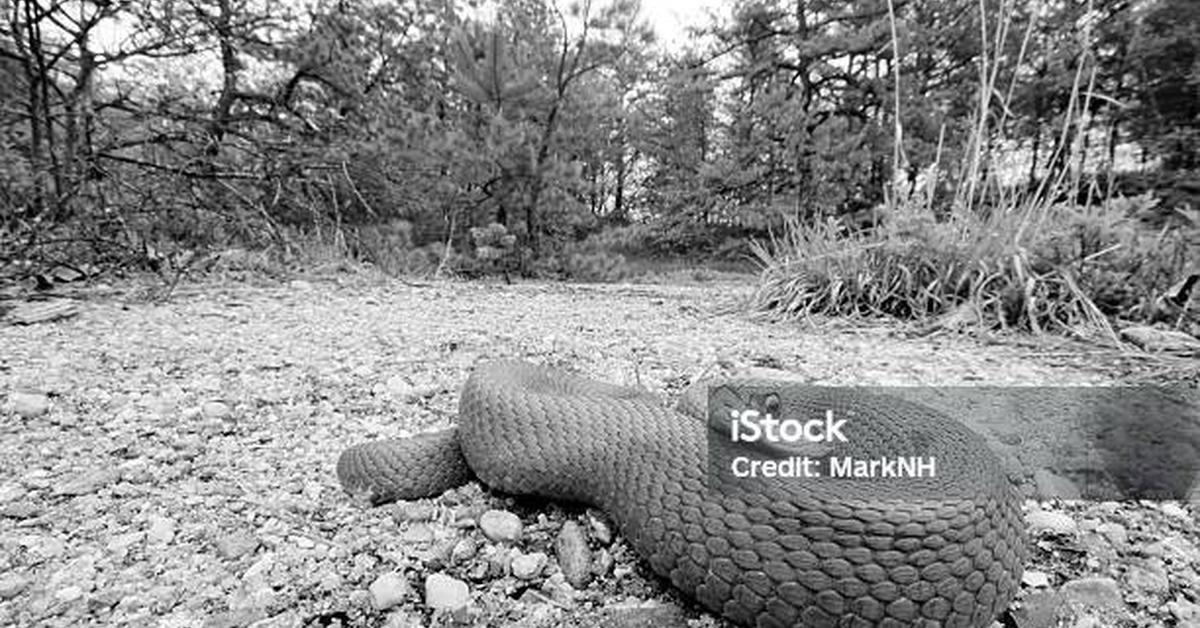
<box><xmin>338</xmin><ymin>360</ymin><xmax>1027</xmax><ymax>627</ymax></box>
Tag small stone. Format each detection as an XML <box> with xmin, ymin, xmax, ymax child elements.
<box><xmin>1026</xmin><ymin>510</ymin><xmax>1077</xmax><ymax>535</ymax></box>
<box><xmin>1013</xmin><ymin>590</ymin><xmax>1062</xmax><ymax>628</ymax></box>
<box><xmin>424</xmin><ymin>574</ymin><xmax>469</xmax><ymax>611</ymax></box>
<box><xmin>540</xmin><ymin>572</ymin><xmax>576</xmax><ymax>605</ymax></box>
<box><xmin>56</xmin><ymin>469</ymin><xmax>118</xmax><ymax>496</ymax></box>
<box><xmin>599</xmin><ymin>601</ymin><xmax>690</xmax><ymax>628</ymax></box>
<box><xmin>1060</xmin><ymin>577</ymin><xmax>1127</xmax><ymax>612</ymax></box>
<box><xmin>55</xmin><ymin>585</ymin><xmax>83</xmax><ymax>602</ymax></box>
<box><xmin>511</xmin><ymin>551</ymin><xmax>548</xmax><ymax>580</ymax></box>
<box><xmin>1097</xmin><ymin>522</ymin><xmax>1128</xmax><ymax>548</ymax></box>
<box><xmin>488</xmin><ymin>547</ymin><xmax>513</xmax><ymax>578</ymax></box>
<box><xmin>592</xmin><ymin>548</ymin><xmax>614</xmax><ymax>577</ymax></box>
<box><xmin>1161</xmin><ymin>503</ymin><xmax>1189</xmax><ymax>520</ymax></box>
<box><xmin>216</xmin><ymin>532</ymin><xmax>259</xmax><ymax>560</ymax></box>
<box><xmin>479</xmin><ymin>510</ymin><xmax>522</xmax><ymax>543</ymax></box>
<box><xmin>1170</xmin><ymin>597</ymin><xmax>1200</xmax><ymax>621</ymax></box>
<box><xmin>0</xmin><ymin>484</ymin><xmax>26</xmax><ymax>503</ymax></box>
<box><xmin>107</xmin><ymin>531</ymin><xmax>143</xmax><ymax>553</ymax></box>
<box><xmin>293</xmin><ymin>536</ymin><xmax>315</xmax><ymax>550</ymax></box>
<box><xmin>451</xmin><ymin>538</ymin><xmax>477</xmax><ymax>564</ymax></box>
<box><xmin>381</xmin><ymin>610</ymin><xmax>423</xmax><ymax>628</ymax></box>
<box><xmin>1070</xmin><ymin>615</ymin><xmax>1103</xmax><ymax>628</ymax></box>
<box><xmin>147</xmin><ymin>515</ymin><xmax>175</xmax><ymax>544</ymax></box>
<box><xmin>0</xmin><ymin>502</ymin><xmax>41</xmax><ymax>519</ymax></box>
<box><xmin>393</xmin><ymin>502</ymin><xmax>436</xmax><ymax>522</ymax></box>
<box><xmin>399</xmin><ymin>524</ymin><xmax>434</xmax><ymax>545</ymax></box>
<box><xmin>555</xmin><ymin>521</ymin><xmax>592</xmax><ymax>588</ymax></box>
<box><xmin>0</xmin><ymin>575</ymin><xmax>29</xmax><ymax>600</ymax></box>
<box><xmin>588</xmin><ymin>510</ymin><xmax>613</xmax><ymax>545</ymax></box>
<box><xmin>1022</xmin><ymin>571</ymin><xmax>1051</xmax><ymax>588</ymax></box>
<box><xmin>369</xmin><ymin>572</ymin><xmax>411</xmax><ymax>610</ymax></box>
<box><xmin>383</xmin><ymin>375</ymin><xmax>416</xmax><ymax>400</ymax></box>
<box><xmin>205</xmin><ymin>609</ymin><xmax>267</xmax><ymax>628</ymax></box>
<box><xmin>202</xmin><ymin>401</ymin><xmax>232</xmax><ymax>420</ymax></box>
<box><xmin>27</xmin><ymin>535</ymin><xmax>65</xmax><ymax>558</ymax></box>
<box><xmin>8</xmin><ymin>392</ymin><xmax>51</xmax><ymax>418</ymax></box>
<box><xmin>1125</xmin><ymin>560</ymin><xmax>1170</xmax><ymax>594</ymax></box>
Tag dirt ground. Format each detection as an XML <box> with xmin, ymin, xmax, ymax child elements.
<box><xmin>1</xmin><ymin>272</ymin><xmax>1197</xmax><ymax>627</ymax></box>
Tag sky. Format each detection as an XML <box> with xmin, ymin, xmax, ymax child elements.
<box><xmin>638</xmin><ymin>0</ymin><xmax>724</xmax><ymax>48</ymax></box>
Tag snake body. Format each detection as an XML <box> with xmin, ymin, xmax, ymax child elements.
<box><xmin>338</xmin><ymin>361</ymin><xmax>1026</xmax><ymax>627</ymax></box>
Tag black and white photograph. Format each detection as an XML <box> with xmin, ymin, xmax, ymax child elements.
<box><xmin>1</xmin><ymin>0</ymin><xmax>1198</xmax><ymax>626</ymax></box>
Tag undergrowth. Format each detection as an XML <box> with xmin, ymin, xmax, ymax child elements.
<box><xmin>748</xmin><ymin>0</ymin><xmax>1198</xmax><ymax>337</ymax></box>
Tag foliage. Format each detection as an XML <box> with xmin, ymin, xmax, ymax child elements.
<box><xmin>0</xmin><ymin>0</ymin><xmax>1195</xmax><ymax>330</ymax></box>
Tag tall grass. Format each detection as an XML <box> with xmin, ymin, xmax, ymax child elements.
<box><xmin>750</xmin><ymin>0</ymin><xmax>1192</xmax><ymax>337</ymax></box>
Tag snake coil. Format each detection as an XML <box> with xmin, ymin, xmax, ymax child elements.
<box><xmin>338</xmin><ymin>360</ymin><xmax>1027</xmax><ymax>627</ymax></box>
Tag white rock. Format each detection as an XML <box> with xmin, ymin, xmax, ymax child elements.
<box><xmin>8</xmin><ymin>392</ymin><xmax>51</xmax><ymax>418</ymax></box>
<box><xmin>479</xmin><ymin>510</ymin><xmax>522</xmax><ymax>543</ymax></box>
<box><xmin>1022</xmin><ymin>571</ymin><xmax>1051</xmax><ymax>588</ymax></box>
<box><xmin>399</xmin><ymin>524</ymin><xmax>434</xmax><ymax>544</ymax></box>
<box><xmin>424</xmin><ymin>574</ymin><xmax>469</xmax><ymax>611</ymax></box>
<box><xmin>55</xmin><ymin>585</ymin><xmax>83</xmax><ymax>602</ymax></box>
<box><xmin>369</xmin><ymin>572</ymin><xmax>411</xmax><ymax>610</ymax></box>
<box><xmin>1026</xmin><ymin>510</ymin><xmax>1077</xmax><ymax>535</ymax></box>
<box><xmin>1161</xmin><ymin>503</ymin><xmax>1189</xmax><ymax>520</ymax></box>
<box><xmin>1097</xmin><ymin>522</ymin><xmax>1128</xmax><ymax>547</ymax></box>
<box><xmin>201</xmin><ymin>401</ymin><xmax>231</xmax><ymax>420</ymax></box>
<box><xmin>511</xmin><ymin>551</ymin><xmax>548</xmax><ymax>580</ymax></box>
<box><xmin>146</xmin><ymin>515</ymin><xmax>175</xmax><ymax>544</ymax></box>
<box><xmin>0</xmin><ymin>575</ymin><xmax>29</xmax><ymax>600</ymax></box>
<box><xmin>1060</xmin><ymin>577</ymin><xmax>1126</xmax><ymax>612</ymax></box>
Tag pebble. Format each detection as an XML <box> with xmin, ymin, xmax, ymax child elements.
<box><xmin>201</xmin><ymin>400</ymin><xmax>232</xmax><ymax>419</ymax></box>
<box><xmin>1169</xmin><ymin>597</ymin><xmax>1200</xmax><ymax>622</ymax></box>
<box><xmin>424</xmin><ymin>574</ymin><xmax>469</xmax><ymax>611</ymax></box>
<box><xmin>1097</xmin><ymin>522</ymin><xmax>1128</xmax><ymax>548</ymax></box>
<box><xmin>588</xmin><ymin>510</ymin><xmax>613</xmax><ymax>545</ymax></box>
<box><xmin>8</xmin><ymin>391</ymin><xmax>51</xmax><ymax>418</ymax></box>
<box><xmin>147</xmin><ymin>515</ymin><xmax>175</xmax><ymax>544</ymax></box>
<box><xmin>55</xmin><ymin>585</ymin><xmax>83</xmax><ymax>602</ymax></box>
<box><xmin>488</xmin><ymin>547</ymin><xmax>513</xmax><ymax>578</ymax></box>
<box><xmin>1022</xmin><ymin>570</ymin><xmax>1051</xmax><ymax>588</ymax></box>
<box><xmin>599</xmin><ymin>601</ymin><xmax>690</xmax><ymax>628</ymax></box>
<box><xmin>0</xmin><ymin>484</ymin><xmax>26</xmax><ymax>502</ymax></box>
<box><xmin>1161</xmin><ymin>503</ymin><xmax>1189</xmax><ymax>520</ymax></box>
<box><xmin>1059</xmin><ymin>577</ymin><xmax>1126</xmax><ymax>612</ymax></box>
<box><xmin>0</xmin><ymin>502</ymin><xmax>41</xmax><ymax>519</ymax></box>
<box><xmin>399</xmin><ymin>524</ymin><xmax>434</xmax><ymax>544</ymax></box>
<box><xmin>1125</xmin><ymin>560</ymin><xmax>1170</xmax><ymax>594</ymax></box>
<box><xmin>592</xmin><ymin>548</ymin><xmax>614</xmax><ymax>576</ymax></box>
<box><xmin>394</xmin><ymin>502</ymin><xmax>436</xmax><ymax>522</ymax></box>
<box><xmin>0</xmin><ymin>574</ymin><xmax>29</xmax><ymax>600</ymax></box>
<box><xmin>479</xmin><ymin>509</ymin><xmax>522</xmax><ymax>543</ymax></box>
<box><xmin>1014</xmin><ymin>590</ymin><xmax>1062</xmax><ymax>628</ymax></box>
<box><xmin>370</xmin><ymin>572</ymin><xmax>411</xmax><ymax>610</ymax></box>
<box><xmin>451</xmin><ymin>538</ymin><xmax>478</xmax><ymax>564</ymax></box>
<box><xmin>555</xmin><ymin>521</ymin><xmax>592</xmax><ymax>588</ymax></box>
<box><xmin>511</xmin><ymin>551</ymin><xmax>548</xmax><ymax>580</ymax></box>
<box><xmin>56</xmin><ymin>469</ymin><xmax>118</xmax><ymax>496</ymax></box>
<box><xmin>1027</xmin><ymin>510</ymin><xmax>1077</xmax><ymax>535</ymax></box>
<box><xmin>216</xmin><ymin>531</ymin><xmax>260</xmax><ymax>559</ymax></box>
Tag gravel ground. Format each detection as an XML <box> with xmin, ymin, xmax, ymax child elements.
<box><xmin>0</xmin><ymin>273</ymin><xmax>1197</xmax><ymax>627</ymax></box>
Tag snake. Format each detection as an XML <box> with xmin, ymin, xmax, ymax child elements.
<box><xmin>337</xmin><ymin>360</ymin><xmax>1027</xmax><ymax>627</ymax></box>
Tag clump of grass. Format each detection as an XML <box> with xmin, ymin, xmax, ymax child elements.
<box><xmin>749</xmin><ymin>0</ymin><xmax>1193</xmax><ymax>337</ymax></box>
